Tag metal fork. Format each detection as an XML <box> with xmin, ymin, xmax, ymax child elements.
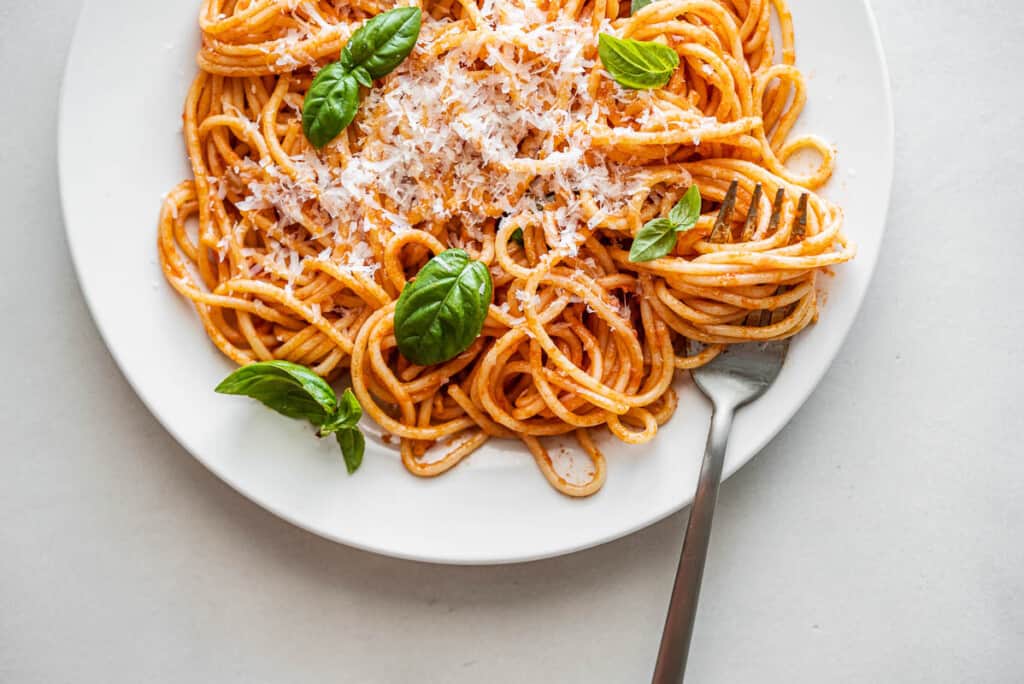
<box><xmin>652</xmin><ymin>182</ymin><xmax>806</xmax><ymax>683</ymax></box>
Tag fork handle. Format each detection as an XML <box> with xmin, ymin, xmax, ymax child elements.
<box><xmin>652</xmin><ymin>403</ymin><xmax>735</xmax><ymax>684</ymax></box>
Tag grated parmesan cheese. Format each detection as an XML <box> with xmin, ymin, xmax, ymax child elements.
<box><xmin>515</xmin><ymin>289</ymin><xmax>542</xmax><ymax>308</ymax></box>
<box><xmin>231</xmin><ymin>3</ymin><xmax>656</xmax><ymax>280</ymax></box>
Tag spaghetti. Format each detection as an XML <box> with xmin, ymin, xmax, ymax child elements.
<box><xmin>159</xmin><ymin>0</ymin><xmax>854</xmax><ymax>496</ymax></box>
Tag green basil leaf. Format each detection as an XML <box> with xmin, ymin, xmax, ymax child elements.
<box><xmin>302</xmin><ymin>63</ymin><xmax>360</xmax><ymax>148</ymax></box>
<box><xmin>394</xmin><ymin>249</ymin><xmax>493</xmax><ymax>366</ymax></box>
<box><xmin>336</xmin><ymin>427</ymin><xmax>365</xmax><ymax>474</ymax></box>
<box><xmin>630</xmin><ymin>0</ymin><xmax>655</xmax><ymax>14</ymax></box>
<box><xmin>629</xmin><ymin>218</ymin><xmax>679</xmax><ymax>263</ymax></box>
<box><xmin>337</xmin><ymin>388</ymin><xmax>362</xmax><ymax>423</ymax></box>
<box><xmin>217</xmin><ymin>363</ymin><xmax>366</xmax><ymax>474</ymax></box>
<box><xmin>215</xmin><ymin>360</ymin><xmax>338</xmax><ymax>424</ymax></box>
<box><xmin>630</xmin><ymin>185</ymin><xmax>703</xmax><ymax>262</ymax></box>
<box><xmin>350</xmin><ymin>65</ymin><xmax>373</xmax><ymax>88</ymax></box>
<box><xmin>668</xmin><ymin>184</ymin><xmax>701</xmax><ymax>229</ymax></box>
<box><xmin>341</xmin><ymin>6</ymin><xmax>421</xmax><ymax>81</ymax></box>
<box><xmin>597</xmin><ymin>33</ymin><xmax>679</xmax><ymax>90</ymax></box>
<box><xmin>319</xmin><ymin>388</ymin><xmax>363</xmax><ymax>435</ymax></box>
<box><xmin>509</xmin><ymin>227</ymin><xmax>524</xmax><ymax>246</ymax></box>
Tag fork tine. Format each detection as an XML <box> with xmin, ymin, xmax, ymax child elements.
<box><xmin>767</xmin><ymin>187</ymin><xmax>785</xmax><ymax>236</ymax></box>
<box><xmin>709</xmin><ymin>181</ymin><xmax>738</xmax><ymax>243</ymax></box>
<box><xmin>749</xmin><ymin>284</ymin><xmax>787</xmax><ymax>328</ymax></box>
<box><xmin>789</xmin><ymin>193</ymin><xmax>809</xmax><ymax>244</ymax></box>
<box><xmin>742</xmin><ymin>307</ymin><xmax>769</xmax><ymax>326</ymax></box>
<box><xmin>743</xmin><ymin>280</ymin><xmax>779</xmax><ymax>328</ymax></box>
<box><xmin>769</xmin><ymin>287</ymin><xmax>789</xmax><ymax>324</ymax></box>
<box><xmin>739</xmin><ymin>184</ymin><xmax>763</xmax><ymax>242</ymax></box>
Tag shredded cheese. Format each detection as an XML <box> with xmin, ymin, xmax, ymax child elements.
<box><xmin>234</xmin><ymin>4</ymin><xmax>646</xmax><ymax>274</ymax></box>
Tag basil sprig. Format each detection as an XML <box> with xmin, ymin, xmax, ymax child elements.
<box><xmin>597</xmin><ymin>33</ymin><xmax>679</xmax><ymax>90</ymax></box>
<box><xmin>216</xmin><ymin>360</ymin><xmax>366</xmax><ymax>474</ymax></box>
<box><xmin>629</xmin><ymin>184</ymin><xmax>702</xmax><ymax>262</ymax></box>
<box><xmin>394</xmin><ymin>249</ymin><xmax>493</xmax><ymax>366</ymax></box>
<box><xmin>302</xmin><ymin>6</ymin><xmax>421</xmax><ymax>148</ymax></box>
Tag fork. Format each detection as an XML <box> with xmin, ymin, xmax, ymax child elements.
<box><xmin>652</xmin><ymin>182</ymin><xmax>806</xmax><ymax>683</ymax></box>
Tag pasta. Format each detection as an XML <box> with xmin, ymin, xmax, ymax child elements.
<box><xmin>159</xmin><ymin>0</ymin><xmax>854</xmax><ymax>496</ymax></box>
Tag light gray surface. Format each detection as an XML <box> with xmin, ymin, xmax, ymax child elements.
<box><xmin>1</xmin><ymin>1</ymin><xmax>1021</xmax><ymax>681</ymax></box>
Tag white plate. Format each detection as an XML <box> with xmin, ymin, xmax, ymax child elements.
<box><xmin>59</xmin><ymin>0</ymin><xmax>892</xmax><ymax>564</ymax></box>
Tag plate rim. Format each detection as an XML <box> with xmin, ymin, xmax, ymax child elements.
<box><xmin>57</xmin><ymin>0</ymin><xmax>894</xmax><ymax>564</ymax></box>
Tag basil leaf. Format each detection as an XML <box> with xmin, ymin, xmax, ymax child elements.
<box><xmin>630</xmin><ymin>0</ymin><xmax>654</xmax><ymax>14</ymax></box>
<box><xmin>629</xmin><ymin>218</ymin><xmax>679</xmax><ymax>263</ymax></box>
<box><xmin>668</xmin><ymin>184</ymin><xmax>701</xmax><ymax>229</ymax></box>
<box><xmin>302</xmin><ymin>64</ymin><xmax>360</xmax><ymax>148</ymax></box>
<box><xmin>350</xmin><ymin>65</ymin><xmax>373</xmax><ymax>89</ymax></box>
<box><xmin>510</xmin><ymin>227</ymin><xmax>524</xmax><ymax>246</ymax></box>
<box><xmin>597</xmin><ymin>33</ymin><xmax>679</xmax><ymax>90</ymax></box>
<box><xmin>336</xmin><ymin>427</ymin><xmax>365</xmax><ymax>474</ymax></box>
<box><xmin>394</xmin><ymin>249</ymin><xmax>493</xmax><ymax>366</ymax></box>
<box><xmin>319</xmin><ymin>388</ymin><xmax>362</xmax><ymax>435</ymax></box>
<box><xmin>215</xmin><ymin>360</ymin><xmax>337</xmax><ymax>424</ymax></box>
<box><xmin>338</xmin><ymin>388</ymin><xmax>362</xmax><ymax>423</ymax></box>
<box><xmin>629</xmin><ymin>185</ymin><xmax>703</xmax><ymax>262</ymax></box>
<box><xmin>341</xmin><ymin>6</ymin><xmax>421</xmax><ymax>81</ymax></box>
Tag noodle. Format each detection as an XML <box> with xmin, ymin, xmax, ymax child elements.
<box><xmin>159</xmin><ymin>0</ymin><xmax>854</xmax><ymax>496</ymax></box>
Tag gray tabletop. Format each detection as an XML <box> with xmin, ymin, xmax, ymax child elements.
<box><xmin>2</xmin><ymin>2</ymin><xmax>1022</xmax><ymax>682</ymax></box>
